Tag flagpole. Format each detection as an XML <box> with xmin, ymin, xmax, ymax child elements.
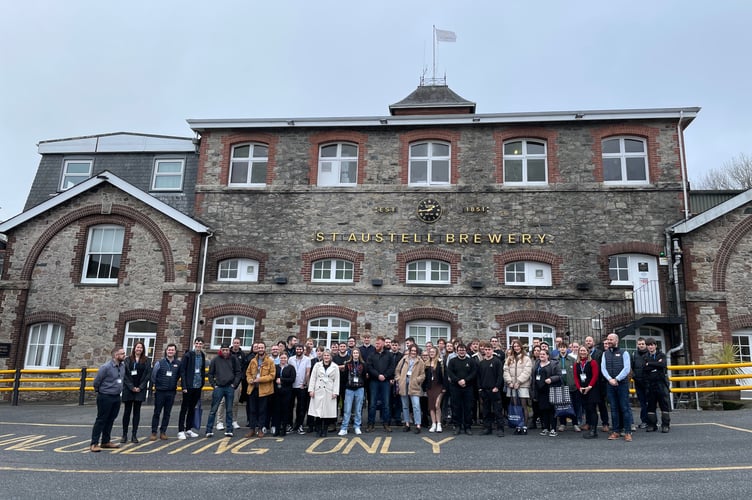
<box><xmin>432</xmin><ymin>25</ymin><xmax>436</xmax><ymax>82</ymax></box>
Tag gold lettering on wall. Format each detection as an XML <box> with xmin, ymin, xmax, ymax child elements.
<box><xmin>313</xmin><ymin>231</ymin><xmax>553</xmax><ymax>246</ymax></box>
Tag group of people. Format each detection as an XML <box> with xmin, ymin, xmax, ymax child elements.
<box><xmin>89</xmin><ymin>330</ymin><xmax>672</xmax><ymax>451</ymax></box>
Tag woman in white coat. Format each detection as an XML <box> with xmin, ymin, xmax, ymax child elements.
<box><xmin>308</xmin><ymin>350</ymin><xmax>340</xmax><ymax>437</ymax></box>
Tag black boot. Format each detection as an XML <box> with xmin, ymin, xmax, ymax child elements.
<box><xmin>583</xmin><ymin>429</ymin><xmax>598</xmax><ymax>439</ymax></box>
<box><xmin>131</xmin><ymin>431</ymin><xmax>139</xmax><ymax>443</ymax></box>
<box><xmin>661</xmin><ymin>414</ymin><xmax>671</xmax><ymax>433</ymax></box>
<box><xmin>646</xmin><ymin>413</ymin><xmax>658</xmax><ymax>432</ymax></box>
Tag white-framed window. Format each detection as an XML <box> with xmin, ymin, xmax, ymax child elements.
<box><xmin>229</xmin><ymin>143</ymin><xmax>268</xmax><ymax>186</ymax></box>
<box><xmin>732</xmin><ymin>332</ymin><xmax>752</xmax><ymax>363</ymax></box>
<box><xmin>308</xmin><ymin>317</ymin><xmax>351</xmax><ymax>350</ymax></box>
<box><xmin>406</xmin><ymin>260</ymin><xmax>450</xmax><ymax>284</ymax></box>
<box><xmin>212</xmin><ymin>316</ymin><xmax>255</xmax><ymax>350</ymax></box>
<box><xmin>151</xmin><ymin>159</ymin><xmax>184</xmax><ymax>191</ymax></box>
<box><xmin>25</xmin><ymin>323</ymin><xmax>64</xmax><ymax>369</ymax></box>
<box><xmin>609</xmin><ymin>255</ymin><xmax>630</xmax><ymax>284</ymax></box>
<box><xmin>406</xmin><ymin>320</ymin><xmax>451</xmax><ymax>347</ymax></box>
<box><xmin>621</xmin><ymin>327</ymin><xmax>666</xmax><ymax>352</ymax></box>
<box><xmin>503</xmin><ymin>139</ymin><xmax>547</xmax><ymax>184</ymax></box>
<box><xmin>505</xmin><ymin>261</ymin><xmax>552</xmax><ymax>286</ymax></box>
<box><xmin>82</xmin><ymin>225</ymin><xmax>124</xmax><ymax>284</ymax></box>
<box><xmin>318</xmin><ymin>143</ymin><xmax>357</xmax><ymax>186</ymax></box>
<box><xmin>218</xmin><ymin>258</ymin><xmax>259</xmax><ymax>282</ymax></box>
<box><xmin>60</xmin><ymin>159</ymin><xmax>92</xmax><ymax>190</ymax></box>
<box><xmin>123</xmin><ymin>320</ymin><xmax>157</xmax><ymax>359</ymax></box>
<box><xmin>312</xmin><ymin>259</ymin><xmax>354</xmax><ymax>283</ymax></box>
<box><xmin>602</xmin><ymin>137</ymin><xmax>648</xmax><ymax>184</ymax></box>
<box><xmin>506</xmin><ymin>323</ymin><xmax>555</xmax><ymax>349</ymax></box>
<box><xmin>409</xmin><ymin>141</ymin><xmax>450</xmax><ymax>185</ymax></box>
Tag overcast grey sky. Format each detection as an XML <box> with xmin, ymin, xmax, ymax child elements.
<box><xmin>2</xmin><ymin>0</ymin><xmax>751</xmax><ymax>220</ymax></box>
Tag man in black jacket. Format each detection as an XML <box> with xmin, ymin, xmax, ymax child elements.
<box><xmin>150</xmin><ymin>344</ymin><xmax>181</xmax><ymax>440</ymax></box>
<box><xmin>477</xmin><ymin>342</ymin><xmax>505</xmax><ymax>437</ymax></box>
<box><xmin>644</xmin><ymin>338</ymin><xmax>671</xmax><ymax>433</ymax></box>
<box><xmin>205</xmin><ymin>343</ymin><xmax>242</xmax><ymax>437</ymax></box>
<box><xmin>366</xmin><ymin>336</ymin><xmax>395</xmax><ymax>432</ymax></box>
<box><xmin>177</xmin><ymin>338</ymin><xmax>206</xmax><ymax>440</ymax></box>
<box><xmin>632</xmin><ymin>337</ymin><xmax>649</xmax><ymax>429</ymax></box>
<box><xmin>446</xmin><ymin>344</ymin><xmax>477</xmax><ymax>435</ymax></box>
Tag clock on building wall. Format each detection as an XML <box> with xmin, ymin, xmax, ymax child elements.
<box><xmin>416</xmin><ymin>198</ymin><xmax>442</xmax><ymax>223</ymax></box>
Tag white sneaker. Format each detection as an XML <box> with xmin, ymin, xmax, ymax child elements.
<box><xmin>261</xmin><ymin>427</ymin><xmax>267</xmax><ymax>434</ymax></box>
<box><xmin>232</xmin><ymin>421</ymin><xmax>240</xmax><ymax>429</ymax></box>
<box><xmin>270</xmin><ymin>426</ymin><xmax>276</xmax><ymax>435</ymax></box>
<box><xmin>186</xmin><ymin>430</ymin><xmax>199</xmax><ymax>438</ymax></box>
<box><xmin>557</xmin><ymin>425</ymin><xmax>565</xmax><ymax>432</ymax></box>
<box><xmin>338</xmin><ymin>429</ymin><xmax>347</xmax><ymax>436</ymax></box>
<box><xmin>354</xmin><ymin>427</ymin><xmax>362</xmax><ymax>435</ymax></box>
<box><xmin>428</xmin><ymin>423</ymin><xmax>437</xmax><ymax>433</ymax></box>
<box><xmin>436</xmin><ymin>423</ymin><xmax>443</xmax><ymax>433</ymax></box>
<box><xmin>177</xmin><ymin>431</ymin><xmax>187</xmax><ymax>440</ymax></box>
<box><xmin>216</xmin><ymin>422</ymin><xmax>224</xmax><ymax>430</ymax></box>
<box><xmin>573</xmin><ymin>425</ymin><xmax>582</xmax><ymax>432</ymax></box>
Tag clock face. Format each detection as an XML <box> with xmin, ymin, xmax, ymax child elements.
<box><xmin>417</xmin><ymin>198</ymin><xmax>442</xmax><ymax>223</ymax></box>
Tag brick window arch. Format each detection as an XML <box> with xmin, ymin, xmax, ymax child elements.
<box><xmin>397</xmin><ymin>248</ymin><xmax>461</xmax><ymax>284</ymax></box>
<box><xmin>301</xmin><ymin>247</ymin><xmax>364</xmax><ymax>283</ymax></box>
<box><xmin>309</xmin><ymin>131</ymin><xmax>368</xmax><ymax>186</ymax></box>
<box><xmin>398</xmin><ymin>307</ymin><xmax>459</xmax><ymax>342</ymax></box>
<box><xmin>218</xmin><ymin>133</ymin><xmax>278</xmax><ymax>186</ymax></box>
<box><xmin>591</xmin><ymin>125</ymin><xmax>661</xmax><ymax>183</ymax></box>
<box><xmin>208</xmin><ymin>247</ymin><xmax>268</xmax><ymax>283</ymax></box>
<box><xmin>495</xmin><ymin>128</ymin><xmax>559</xmax><ymax>184</ymax></box>
<box><xmin>495</xmin><ymin>249</ymin><xmax>563</xmax><ymax>286</ymax></box>
<box><xmin>399</xmin><ymin>130</ymin><xmax>461</xmax><ymax>185</ymax></box>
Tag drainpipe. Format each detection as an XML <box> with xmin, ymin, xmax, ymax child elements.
<box><xmin>667</xmin><ymin>235</ymin><xmax>687</xmax><ymax>408</ymax></box>
<box><xmin>191</xmin><ymin>231</ymin><xmax>213</xmax><ymax>342</ymax></box>
<box><xmin>677</xmin><ymin>110</ymin><xmax>690</xmax><ymax>219</ymax></box>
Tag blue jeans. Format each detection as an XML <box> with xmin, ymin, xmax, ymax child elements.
<box><xmin>368</xmin><ymin>380</ymin><xmax>391</xmax><ymax>425</ymax></box>
<box><xmin>606</xmin><ymin>381</ymin><xmax>633</xmax><ymax>434</ymax></box>
<box><xmin>206</xmin><ymin>385</ymin><xmax>234</xmax><ymax>433</ymax></box>
<box><xmin>341</xmin><ymin>387</ymin><xmax>364</xmax><ymax>430</ymax></box>
<box><xmin>401</xmin><ymin>394</ymin><xmax>421</xmax><ymax>426</ymax></box>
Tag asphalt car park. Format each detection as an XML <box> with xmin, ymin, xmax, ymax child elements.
<box><xmin>1</xmin><ymin>403</ymin><xmax>751</xmax><ymax>499</ymax></box>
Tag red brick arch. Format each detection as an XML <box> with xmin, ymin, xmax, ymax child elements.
<box><xmin>396</xmin><ymin>248</ymin><xmax>461</xmax><ymax>284</ymax></box>
<box><xmin>398</xmin><ymin>307</ymin><xmax>460</xmax><ymax>341</ymax></box>
<box><xmin>494</xmin><ymin>127</ymin><xmax>560</xmax><ymax>184</ymax></box>
<box><xmin>712</xmin><ymin>215</ymin><xmax>752</xmax><ymax>292</ymax></box>
<box><xmin>20</xmin><ymin>204</ymin><xmax>177</xmax><ymax>282</ymax></box>
<box><xmin>399</xmin><ymin>129</ymin><xmax>461</xmax><ymax>184</ymax></box>
<box><xmin>494</xmin><ymin>249</ymin><xmax>564</xmax><ymax>285</ymax></box>
<box><xmin>308</xmin><ymin>131</ymin><xmax>368</xmax><ymax>185</ymax></box>
<box><xmin>301</xmin><ymin>247</ymin><xmax>364</xmax><ymax>283</ymax></box>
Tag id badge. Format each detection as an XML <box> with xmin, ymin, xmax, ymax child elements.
<box><xmin>166</xmin><ymin>371</ymin><xmax>173</xmax><ymax>377</ymax></box>
<box><xmin>131</xmin><ymin>370</ymin><xmax>137</xmax><ymax>376</ymax></box>
<box><xmin>579</xmin><ymin>373</ymin><xmax>587</xmax><ymax>382</ymax></box>
<box><xmin>561</xmin><ymin>369</ymin><xmax>566</xmax><ymax>375</ymax></box>
<box><xmin>116</xmin><ymin>378</ymin><xmax>122</xmax><ymax>384</ymax></box>
<box><xmin>195</xmin><ymin>368</ymin><xmax>200</xmax><ymax>374</ymax></box>
<box><xmin>352</xmin><ymin>376</ymin><xmax>359</xmax><ymax>384</ymax></box>
<box><xmin>407</xmin><ymin>371</ymin><xmax>412</xmax><ymax>377</ymax></box>
<box><xmin>535</xmin><ymin>375</ymin><xmax>541</xmax><ymax>381</ymax></box>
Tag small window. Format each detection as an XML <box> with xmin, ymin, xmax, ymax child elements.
<box><xmin>218</xmin><ymin>258</ymin><xmax>259</xmax><ymax>282</ymax></box>
<box><xmin>409</xmin><ymin>141</ymin><xmax>450</xmax><ymax>185</ymax></box>
<box><xmin>82</xmin><ymin>225</ymin><xmax>124</xmax><ymax>284</ymax></box>
<box><xmin>504</xmin><ymin>261</ymin><xmax>552</xmax><ymax>286</ymax></box>
<box><xmin>312</xmin><ymin>259</ymin><xmax>354</xmax><ymax>283</ymax></box>
<box><xmin>25</xmin><ymin>323</ymin><xmax>64</xmax><ymax>368</ymax></box>
<box><xmin>406</xmin><ymin>320</ymin><xmax>450</xmax><ymax>346</ymax></box>
<box><xmin>229</xmin><ymin>144</ymin><xmax>268</xmax><ymax>186</ymax></box>
<box><xmin>503</xmin><ymin>140</ymin><xmax>547</xmax><ymax>184</ymax></box>
<box><xmin>318</xmin><ymin>143</ymin><xmax>358</xmax><ymax>186</ymax></box>
<box><xmin>608</xmin><ymin>255</ymin><xmax>630</xmax><ymax>284</ymax></box>
<box><xmin>406</xmin><ymin>259</ymin><xmax>450</xmax><ymax>284</ymax></box>
<box><xmin>602</xmin><ymin>137</ymin><xmax>648</xmax><ymax>184</ymax></box>
<box><xmin>61</xmin><ymin>159</ymin><xmax>92</xmax><ymax>190</ymax></box>
<box><xmin>152</xmin><ymin>159</ymin><xmax>184</xmax><ymax>191</ymax></box>
<box><xmin>308</xmin><ymin>317</ymin><xmax>351</xmax><ymax>350</ymax></box>
<box><xmin>212</xmin><ymin>316</ymin><xmax>255</xmax><ymax>350</ymax></box>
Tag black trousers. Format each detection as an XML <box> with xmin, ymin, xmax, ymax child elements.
<box><xmin>449</xmin><ymin>384</ymin><xmax>473</xmax><ymax>430</ymax></box>
<box><xmin>92</xmin><ymin>393</ymin><xmax>121</xmax><ymax>445</ymax></box>
<box><xmin>292</xmin><ymin>388</ymin><xmax>309</xmax><ymax>429</ymax></box>
<box><xmin>151</xmin><ymin>390</ymin><xmax>175</xmax><ymax>433</ymax></box>
<box><xmin>247</xmin><ymin>390</ymin><xmax>268</xmax><ymax>429</ymax></box>
<box><xmin>122</xmin><ymin>400</ymin><xmax>142</xmax><ymax>435</ymax></box>
<box><xmin>178</xmin><ymin>388</ymin><xmax>202</xmax><ymax>432</ymax></box>
<box><xmin>479</xmin><ymin>389</ymin><xmax>504</xmax><ymax>429</ymax></box>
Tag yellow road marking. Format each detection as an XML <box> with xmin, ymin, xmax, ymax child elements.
<box><xmin>1</xmin><ymin>465</ymin><xmax>752</xmax><ymax>475</ymax></box>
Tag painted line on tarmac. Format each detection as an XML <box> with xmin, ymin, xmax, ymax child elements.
<box><xmin>2</xmin><ymin>465</ymin><xmax>752</xmax><ymax>475</ymax></box>
<box><xmin>672</xmin><ymin>422</ymin><xmax>752</xmax><ymax>434</ymax></box>
<box><xmin>0</xmin><ymin>421</ymin><xmax>90</xmax><ymax>428</ymax></box>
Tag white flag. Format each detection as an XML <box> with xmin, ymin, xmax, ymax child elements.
<box><xmin>435</xmin><ymin>28</ymin><xmax>456</xmax><ymax>42</ymax></box>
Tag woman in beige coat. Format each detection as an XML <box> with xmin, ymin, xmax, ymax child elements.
<box><xmin>503</xmin><ymin>339</ymin><xmax>533</xmax><ymax>435</ymax></box>
<box><xmin>395</xmin><ymin>345</ymin><xmax>426</xmax><ymax>433</ymax></box>
<box><xmin>308</xmin><ymin>350</ymin><xmax>340</xmax><ymax>437</ymax></box>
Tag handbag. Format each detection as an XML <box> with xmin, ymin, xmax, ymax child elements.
<box><xmin>550</xmin><ymin>385</ymin><xmax>576</xmax><ymax>418</ymax></box>
<box><xmin>549</xmin><ymin>385</ymin><xmax>571</xmax><ymax>405</ymax></box>
<box><xmin>507</xmin><ymin>390</ymin><xmax>525</xmax><ymax>429</ymax></box>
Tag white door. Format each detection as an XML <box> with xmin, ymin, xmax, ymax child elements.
<box><xmin>631</xmin><ymin>257</ymin><xmax>660</xmax><ymax>314</ymax></box>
